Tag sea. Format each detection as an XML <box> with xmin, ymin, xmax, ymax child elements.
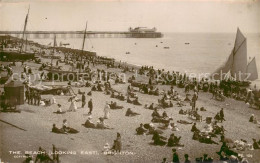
<box><xmin>30</xmin><ymin>33</ymin><xmax>260</xmax><ymax>87</ymax></box>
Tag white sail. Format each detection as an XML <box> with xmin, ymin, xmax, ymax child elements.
<box><xmin>212</xmin><ymin>49</ymin><xmax>234</xmax><ymax>80</ymax></box>
<box><xmin>231</xmin><ymin>28</ymin><xmax>247</xmax><ymax>80</ymax></box>
<box><xmin>246</xmin><ymin>57</ymin><xmax>258</xmax><ymax>81</ymax></box>
<box><xmin>212</xmin><ymin>28</ymin><xmax>248</xmax><ymax>81</ymax></box>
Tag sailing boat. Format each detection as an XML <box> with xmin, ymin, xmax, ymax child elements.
<box><xmin>212</xmin><ymin>28</ymin><xmax>258</xmax><ymax>82</ymax></box>
<box><xmin>0</xmin><ymin>7</ymin><xmax>35</xmax><ymax>61</ymax></box>
<box><xmin>46</xmin><ymin>22</ymin><xmax>90</xmax><ymax>81</ymax></box>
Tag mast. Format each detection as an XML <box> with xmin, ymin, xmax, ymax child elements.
<box><xmin>25</xmin><ymin>35</ymin><xmax>28</xmax><ymax>52</ymax></box>
<box><xmin>20</xmin><ymin>6</ymin><xmax>30</xmax><ymax>53</ymax></box>
<box><xmin>79</xmin><ymin>21</ymin><xmax>88</xmax><ymax>73</ymax></box>
<box><xmin>51</xmin><ymin>34</ymin><xmax>57</xmax><ymax>70</ymax></box>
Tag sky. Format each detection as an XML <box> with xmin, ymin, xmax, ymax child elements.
<box><xmin>0</xmin><ymin>0</ymin><xmax>259</xmax><ymax>33</ymax></box>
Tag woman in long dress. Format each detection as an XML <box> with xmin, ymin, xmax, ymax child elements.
<box><xmin>104</xmin><ymin>102</ymin><xmax>110</xmax><ymax>119</ymax></box>
<box><xmin>68</xmin><ymin>96</ymin><xmax>77</xmax><ymax>112</ymax></box>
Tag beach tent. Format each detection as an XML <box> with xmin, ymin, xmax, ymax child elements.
<box><xmin>4</xmin><ymin>80</ymin><xmax>25</xmax><ymax>105</ymax></box>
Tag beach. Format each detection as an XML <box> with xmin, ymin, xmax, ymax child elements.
<box><xmin>0</xmin><ymin>39</ymin><xmax>260</xmax><ymax>163</ymax></box>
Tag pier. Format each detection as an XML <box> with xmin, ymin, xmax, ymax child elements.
<box><xmin>0</xmin><ymin>31</ymin><xmax>163</xmax><ymax>39</ymax></box>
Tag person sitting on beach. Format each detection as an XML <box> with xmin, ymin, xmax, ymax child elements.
<box><xmin>168</xmin><ymin>101</ymin><xmax>173</xmax><ymax>107</ymax></box>
<box><xmin>52</xmin><ymin>124</ymin><xmax>65</xmax><ymax>134</ymax></box>
<box><xmin>133</xmin><ymin>97</ymin><xmax>141</xmax><ymax>105</ymax></box>
<box><xmin>91</xmin><ymin>85</ymin><xmax>97</xmax><ymax>91</ymax></box>
<box><xmin>191</xmin><ymin>123</ymin><xmax>200</xmax><ymax>132</ymax></box>
<box><xmin>62</xmin><ymin>119</ymin><xmax>69</xmax><ymax>132</ymax></box>
<box><xmin>162</xmin><ymin>111</ymin><xmax>169</xmax><ymax>119</ymax></box>
<box><xmin>56</xmin><ymin>104</ymin><xmax>64</xmax><ymax>113</ymax></box>
<box><xmin>125</xmin><ymin>108</ymin><xmax>140</xmax><ymax>116</ymax></box>
<box><xmin>170</xmin><ymin>123</ymin><xmax>179</xmax><ymax>131</ymax></box>
<box><xmin>176</xmin><ymin>100</ymin><xmax>185</xmax><ymax>107</ymax></box>
<box><xmin>97</xmin><ymin>83</ymin><xmax>103</xmax><ymax>91</ymax></box>
<box><xmin>87</xmin><ymin>91</ymin><xmax>92</xmax><ymax>96</ymax></box>
<box><xmin>216</xmin><ymin>142</ymin><xmax>238</xmax><ymax>157</ymax></box>
<box><xmin>117</xmin><ymin>93</ymin><xmax>125</xmax><ymax>101</ymax></box>
<box><xmin>152</xmin><ymin>109</ymin><xmax>162</xmax><ymax>118</ymax></box>
<box><xmin>200</xmin><ymin>107</ymin><xmax>207</xmax><ymax>111</ymax></box>
<box><xmin>212</xmin><ymin>125</ymin><xmax>226</xmax><ymax>136</ymax></box>
<box><xmin>109</xmin><ymin>101</ymin><xmax>123</xmax><ymax>109</ymax></box>
<box><xmin>184</xmin><ymin>94</ymin><xmax>191</xmax><ymax>102</ymax></box>
<box><xmin>110</xmin><ymin>91</ymin><xmax>115</xmax><ymax>98</ymax></box>
<box><xmin>193</xmin><ymin>131</ymin><xmax>218</xmax><ymax>145</ymax></box>
<box><xmin>136</xmin><ymin>123</ymin><xmax>147</xmax><ymax>135</ymax></box>
<box><xmin>78</xmin><ymin>89</ymin><xmax>85</xmax><ymax>95</ymax></box>
<box><xmin>85</xmin><ymin>81</ymin><xmax>91</xmax><ymax>87</ymax></box>
<box><xmin>35</xmin><ymin>147</ymin><xmax>52</xmax><ymax>163</ymax></box>
<box><xmin>62</xmin><ymin>119</ymin><xmax>79</xmax><ymax>133</ymax></box>
<box><xmin>152</xmin><ymin>131</ymin><xmax>167</xmax><ymax>146</ymax></box>
<box><xmin>177</xmin><ymin>120</ymin><xmax>192</xmax><ymax>125</ymax></box>
<box><xmin>96</xmin><ymin>117</ymin><xmax>112</xmax><ymax>129</ymax></box>
<box><xmin>149</xmin><ymin>103</ymin><xmax>154</xmax><ymax>110</ymax></box>
<box><xmin>143</xmin><ymin>123</ymin><xmax>163</xmax><ymax>135</ymax></box>
<box><xmin>253</xmin><ymin>138</ymin><xmax>260</xmax><ymax>149</ymax></box>
<box><xmin>158</xmin><ymin>121</ymin><xmax>173</xmax><ymax>130</ymax></box>
<box><xmin>167</xmin><ymin>133</ymin><xmax>184</xmax><ymax>147</ymax></box>
<box><xmin>84</xmin><ymin>116</ymin><xmax>96</xmax><ymax>128</ymax></box>
<box><xmin>111</xmin><ymin>133</ymin><xmax>122</xmax><ymax>152</ymax></box>
<box><xmin>179</xmin><ymin>109</ymin><xmax>186</xmax><ymax>115</ymax></box>
<box><xmin>249</xmin><ymin>114</ymin><xmax>257</xmax><ymax>123</ymax></box>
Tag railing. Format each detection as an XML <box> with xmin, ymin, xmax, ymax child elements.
<box><xmin>0</xmin><ymin>31</ymin><xmax>163</xmax><ymax>39</ymax></box>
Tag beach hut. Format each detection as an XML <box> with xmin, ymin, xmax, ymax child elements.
<box><xmin>4</xmin><ymin>80</ymin><xmax>24</xmax><ymax>105</ymax></box>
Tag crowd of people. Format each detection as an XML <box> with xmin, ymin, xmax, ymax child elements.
<box><xmin>1</xmin><ymin>36</ymin><xmax>260</xmax><ymax>163</ymax></box>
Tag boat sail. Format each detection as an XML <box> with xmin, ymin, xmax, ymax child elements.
<box><xmin>246</xmin><ymin>57</ymin><xmax>258</xmax><ymax>81</ymax></box>
<box><xmin>212</xmin><ymin>28</ymin><xmax>257</xmax><ymax>81</ymax></box>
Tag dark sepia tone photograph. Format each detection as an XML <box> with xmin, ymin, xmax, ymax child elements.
<box><xmin>0</xmin><ymin>0</ymin><xmax>260</xmax><ymax>162</ymax></box>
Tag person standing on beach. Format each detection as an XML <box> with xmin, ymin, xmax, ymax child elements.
<box><xmin>172</xmin><ymin>148</ymin><xmax>180</xmax><ymax>163</ymax></box>
<box><xmin>25</xmin><ymin>89</ymin><xmax>29</xmax><ymax>103</ymax></box>
<box><xmin>219</xmin><ymin>108</ymin><xmax>225</xmax><ymax>122</ymax></box>
<box><xmin>88</xmin><ymin>98</ymin><xmax>93</xmax><ymax>114</ymax></box>
<box><xmin>104</xmin><ymin>102</ymin><xmax>110</xmax><ymax>119</ymax></box>
<box><xmin>68</xmin><ymin>96</ymin><xmax>77</xmax><ymax>112</ymax></box>
<box><xmin>82</xmin><ymin>93</ymin><xmax>86</xmax><ymax>108</ymax></box>
<box><xmin>30</xmin><ymin>91</ymin><xmax>34</xmax><ymax>105</ymax></box>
